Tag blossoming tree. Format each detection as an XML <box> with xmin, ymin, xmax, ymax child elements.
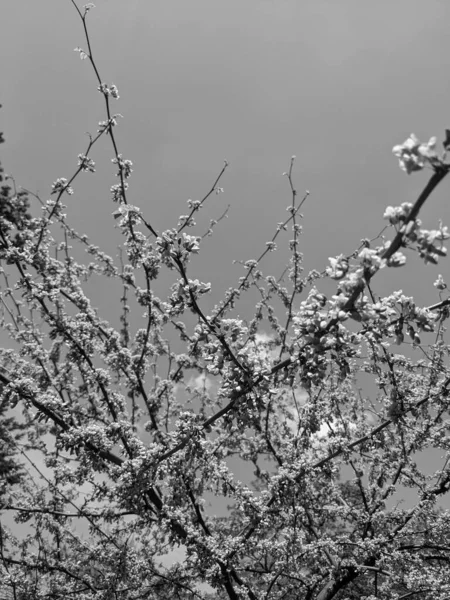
<box><xmin>1</xmin><ymin>3</ymin><xmax>450</xmax><ymax>599</ymax></box>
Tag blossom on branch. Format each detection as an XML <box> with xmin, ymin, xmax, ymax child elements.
<box><xmin>74</xmin><ymin>46</ymin><xmax>88</xmax><ymax>60</ymax></box>
<box><xmin>51</xmin><ymin>177</ymin><xmax>74</xmax><ymax>195</ymax></box>
<box><xmin>392</xmin><ymin>133</ymin><xmax>442</xmax><ymax>173</ymax></box>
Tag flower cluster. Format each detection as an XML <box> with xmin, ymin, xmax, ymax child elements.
<box><xmin>384</xmin><ymin>202</ymin><xmax>413</xmax><ymax>225</ymax></box>
<box><xmin>97</xmin><ymin>114</ymin><xmax>122</xmax><ymax>133</ymax></box>
<box><xmin>391</xmin><ymin>293</ymin><xmax>438</xmax><ymax>345</ymax></box>
<box><xmin>434</xmin><ymin>274</ymin><xmax>447</xmax><ymax>290</ymax></box>
<box><xmin>111</xmin><ymin>155</ymin><xmax>133</xmax><ymax>179</ymax></box>
<box><xmin>415</xmin><ymin>225</ymin><xmax>449</xmax><ymax>264</ymax></box>
<box><xmin>392</xmin><ymin>133</ymin><xmax>442</xmax><ymax>173</ymax></box>
<box><xmin>98</xmin><ymin>83</ymin><xmax>120</xmax><ymax>99</ymax></box>
<box><xmin>326</xmin><ymin>255</ymin><xmax>349</xmax><ymax>280</ymax></box>
<box><xmin>77</xmin><ymin>154</ymin><xmax>96</xmax><ymax>173</ymax></box>
<box><xmin>112</xmin><ymin>204</ymin><xmax>142</xmax><ymax>227</ymax></box>
<box><xmin>51</xmin><ymin>177</ymin><xmax>74</xmax><ymax>195</ymax></box>
<box><xmin>385</xmin><ymin>204</ymin><xmax>449</xmax><ymax>264</ymax></box>
<box><xmin>74</xmin><ymin>46</ymin><xmax>88</xmax><ymax>60</ymax></box>
<box><xmin>110</xmin><ymin>182</ymin><xmax>128</xmax><ymax>203</ymax></box>
<box><xmin>156</xmin><ymin>230</ymin><xmax>201</xmax><ymax>268</ymax></box>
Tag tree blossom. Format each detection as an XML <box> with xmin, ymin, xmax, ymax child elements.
<box><xmin>74</xmin><ymin>46</ymin><xmax>88</xmax><ymax>60</ymax></box>
<box><xmin>2</xmin><ymin>8</ymin><xmax>450</xmax><ymax>600</ymax></box>
<box><xmin>326</xmin><ymin>254</ymin><xmax>349</xmax><ymax>279</ymax></box>
<box><xmin>51</xmin><ymin>177</ymin><xmax>74</xmax><ymax>195</ymax></box>
<box><xmin>392</xmin><ymin>133</ymin><xmax>441</xmax><ymax>173</ymax></box>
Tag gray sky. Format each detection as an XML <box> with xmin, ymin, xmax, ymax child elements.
<box><xmin>2</xmin><ymin>0</ymin><xmax>450</xmax><ymax>304</ymax></box>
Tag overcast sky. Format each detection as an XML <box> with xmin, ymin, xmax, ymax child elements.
<box><xmin>2</xmin><ymin>0</ymin><xmax>450</xmax><ymax>304</ymax></box>
<box><xmin>2</xmin><ymin>0</ymin><xmax>450</xmax><ymax>518</ymax></box>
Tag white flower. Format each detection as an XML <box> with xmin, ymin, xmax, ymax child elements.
<box><xmin>392</xmin><ymin>133</ymin><xmax>441</xmax><ymax>174</ymax></box>
<box><xmin>434</xmin><ymin>274</ymin><xmax>447</xmax><ymax>290</ymax></box>
<box><xmin>387</xmin><ymin>252</ymin><xmax>407</xmax><ymax>267</ymax></box>
<box><xmin>109</xmin><ymin>84</ymin><xmax>120</xmax><ymax>99</ymax></box>
<box><xmin>74</xmin><ymin>47</ymin><xmax>88</xmax><ymax>60</ymax></box>
<box><xmin>418</xmin><ymin>136</ymin><xmax>438</xmax><ymax>159</ymax></box>
<box><xmin>383</xmin><ymin>203</ymin><xmax>412</xmax><ymax>225</ymax></box>
<box><xmin>392</xmin><ymin>134</ymin><xmax>424</xmax><ymax>173</ymax></box>
<box><xmin>326</xmin><ymin>255</ymin><xmax>349</xmax><ymax>280</ymax></box>
<box><xmin>77</xmin><ymin>154</ymin><xmax>96</xmax><ymax>173</ymax></box>
<box><xmin>51</xmin><ymin>178</ymin><xmax>74</xmax><ymax>195</ymax></box>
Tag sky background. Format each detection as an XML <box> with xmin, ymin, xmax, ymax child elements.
<box><xmin>2</xmin><ymin>0</ymin><xmax>450</xmax><ymax>308</ymax></box>
<box><xmin>2</xmin><ymin>0</ymin><xmax>450</xmax><ymax>539</ymax></box>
